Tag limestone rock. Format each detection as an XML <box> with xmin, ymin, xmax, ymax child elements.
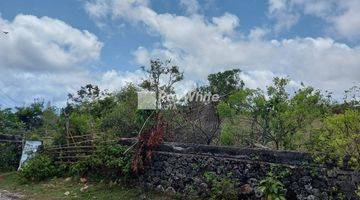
<box><xmin>156</xmin><ymin>185</ymin><xmax>165</xmax><ymax>193</ymax></box>
<box><xmin>239</xmin><ymin>184</ymin><xmax>253</xmax><ymax>194</ymax></box>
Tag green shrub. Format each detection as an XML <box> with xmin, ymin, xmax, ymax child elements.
<box><xmin>20</xmin><ymin>154</ymin><xmax>57</xmax><ymax>182</ymax></box>
<box><xmin>69</xmin><ymin>160</ymin><xmax>91</xmax><ymax>177</ymax></box>
<box><xmin>219</xmin><ymin>123</ymin><xmax>236</xmax><ymax>146</ymax></box>
<box><xmin>259</xmin><ymin>172</ymin><xmax>286</xmax><ymax>200</ymax></box>
<box><xmin>204</xmin><ymin>171</ymin><xmax>237</xmax><ymax>200</ymax></box>
<box><xmin>0</xmin><ymin>143</ymin><xmax>21</xmax><ymax>172</ymax></box>
<box><xmin>68</xmin><ymin>143</ymin><xmax>133</xmax><ymax>181</ymax></box>
<box><xmin>308</xmin><ymin>109</ymin><xmax>360</xmax><ymax>169</ymax></box>
<box><xmin>68</xmin><ymin>113</ymin><xmax>94</xmax><ymax>135</ymax></box>
<box><xmin>101</xmin><ymin>143</ymin><xmax>132</xmax><ymax>179</ymax></box>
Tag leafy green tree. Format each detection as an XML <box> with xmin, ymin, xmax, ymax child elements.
<box><xmin>15</xmin><ymin>101</ymin><xmax>44</xmax><ymax>131</ymax></box>
<box><xmin>263</xmin><ymin>77</ymin><xmax>290</xmax><ymax>149</ymax></box>
<box><xmin>282</xmin><ymin>86</ymin><xmax>330</xmax><ymax>149</ymax></box>
<box><xmin>67</xmin><ymin>84</ymin><xmax>113</xmax><ymax>118</ymax></box>
<box><xmin>218</xmin><ymin>78</ymin><xmax>330</xmax><ymax>150</ymax></box>
<box><xmin>100</xmin><ymin>84</ymin><xmax>141</xmax><ymax>138</ymax></box>
<box><xmin>41</xmin><ymin>105</ymin><xmax>59</xmax><ymax>135</ymax></box>
<box><xmin>140</xmin><ymin>59</ymin><xmax>183</xmax><ymax>109</ymax></box>
<box><xmin>219</xmin><ymin>122</ymin><xmax>236</xmax><ymax>146</ymax></box>
<box><xmin>344</xmin><ymin>85</ymin><xmax>360</xmax><ymax>109</ymax></box>
<box><xmin>68</xmin><ymin>112</ymin><xmax>94</xmax><ymax>136</ymax></box>
<box><xmin>0</xmin><ymin>107</ymin><xmax>23</xmax><ymax>171</ymax></box>
<box><xmin>0</xmin><ymin>107</ymin><xmax>24</xmax><ymax>135</ymax></box>
<box><xmin>207</xmin><ymin>69</ymin><xmax>244</xmax><ymax>98</ymax></box>
<box><xmin>138</xmin><ymin>59</ymin><xmax>183</xmax><ymax>136</ymax></box>
<box><xmin>308</xmin><ymin>109</ymin><xmax>360</xmax><ymax>169</ymax></box>
<box><xmin>218</xmin><ymin>88</ymin><xmax>266</xmax><ymax>147</ymax></box>
<box><xmin>68</xmin><ymin>84</ymin><xmax>101</xmax><ymax>105</ymax></box>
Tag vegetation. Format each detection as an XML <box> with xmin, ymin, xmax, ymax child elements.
<box><xmin>217</xmin><ymin>78</ymin><xmax>331</xmax><ymax>150</ymax></box>
<box><xmin>308</xmin><ymin>109</ymin><xmax>360</xmax><ymax>169</ymax></box>
<box><xmin>131</xmin><ymin>59</ymin><xmax>184</xmax><ymax>172</ymax></box>
<box><xmin>68</xmin><ymin>142</ymin><xmax>133</xmax><ymax>181</ymax></box>
<box><xmin>0</xmin><ymin>143</ymin><xmax>21</xmax><ymax>172</ymax></box>
<box><xmin>19</xmin><ymin>154</ymin><xmax>57</xmax><ymax>182</ymax></box>
<box><xmin>259</xmin><ymin>171</ymin><xmax>286</xmax><ymax>200</ymax></box>
<box><xmin>0</xmin><ymin>58</ymin><xmax>359</xmax><ymax>198</ymax></box>
<box><xmin>0</xmin><ymin>172</ymin><xmax>166</xmax><ymax>200</ymax></box>
<box><xmin>203</xmin><ymin>171</ymin><xmax>237</xmax><ymax>200</ymax></box>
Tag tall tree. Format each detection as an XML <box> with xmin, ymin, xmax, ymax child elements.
<box><xmin>15</xmin><ymin>101</ymin><xmax>44</xmax><ymax>131</ymax></box>
<box><xmin>140</xmin><ymin>59</ymin><xmax>183</xmax><ymax>109</ymax></box>
<box><xmin>0</xmin><ymin>107</ymin><xmax>23</xmax><ymax>135</ymax></box>
<box><xmin>217</xmin><ymin>77</ymin><xmax>330</xmax><ymax>150</ymax></box>
<box><xmin>101</xmin><ymin>84</ymin><xmax>141</xmax><ymax>138</ymax></box>
<box><xmin>132</xmin><ymin>59</ymin><xmax>183</xmax><ymax>172</ymax></box>
<box><xmin>207</xmin><ymin>69</ymin><xmax>244</xmax><ymax>98</ymax></box>
<box><xmin>308</xmin><ymin>109</ymin><xmax>360</xmax><ymax>169</ymax></box>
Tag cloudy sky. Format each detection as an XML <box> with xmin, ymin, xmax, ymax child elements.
<box><xmin>0</xmin><ymin>0</ymin><xmax>359</xmax><ymax>107</ymax></box>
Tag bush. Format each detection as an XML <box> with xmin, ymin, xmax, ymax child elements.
<box><xmin>100</xmin><ymin>103</ymin><xmax>140</xmax><ymax>138</ymax></box>
<box><xmin>308</xmin><ymin>109</ymin><xmax>360</xmax><ymax>169</ymax></box>
<box><xmin>204</xmin><ymin>171</ymin><xmax>237</xmax><ymax>200</ymax></box>
<box><xmin>68</xmin><ymin>143</ymin><xmax>133</xmax><ymax>181</ymax></box>
<box><xmin>101</xmin><ymin>143</ymin><xmax>132</xmax><ymax>179</ymax></box>
<box><xmin>20</xmin><ymin>154</ymin><xmax>57</xmax><ymax>182</ymax></box>
<box><xmin>0</xmin><ymin>143</ymin><xmax>21</xmax><ymax>172</ymax></box>
<box><xmin>259</xmin><ymin>172</ymin><xmax>286</xmax><ymax>200</ymax></box>
<box><xmin>100</xmin><ymin>84</ymin><xmax>141</xmax><ymax>138</ymax></box>
<box><xmin>219</xmin><ymin>123</ymin><xmax>236</xmax><ymax>146</ymax></box>
<box><xmin>68</xmin><ymin>113</ymin><xmax>94</xmax><ymax>135</ymax></box>
<box><xmin>69</xmin><ymin>159</ymin><xmax>92</xmax><ymax>177</ymax></box>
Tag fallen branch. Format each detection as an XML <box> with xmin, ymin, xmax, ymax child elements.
<box><xmin>123</xmin><ymin>111</ymin><xmax>155</xmax><ymax>155</ymax></box>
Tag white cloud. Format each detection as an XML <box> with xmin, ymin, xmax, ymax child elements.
<box><xmin>331</xmin><ymin>0</ymin><xmax>360</xmax><ymax>39</ymax></box>
<box><xmin>133</xmin><ymin>46</ymin><xmax>150</xmax><ymax>65</ymax></box>
<box><xmin>0</xmin><ymin>67</ymin><xmax>144</xmax><ymax>107</ymax></box>
<box><xmin>0</xmin><ymin>14</ymin><xmax>102</xmax><ymax>72</ymax></box>
<box><xmin>239</xmin><ymin>70</ymin><xmax>276</xmax><ymax>91</ymax></box>
<box><xmin>249</xmin><ymin>27</ymin><xmax>270</xmax><ymax>40</ymax></box>
<box><xmin>99</xmin><ymin>69</ymin><xmax>145</xmax><ymax>91</ymax></box>
<box><xmin>212</xmin><ymin>13</ymin><xmax>240</xmax><ymax>35</ymax></box>
<box><xmin>267</xmin><ymin>0</ymin><xmax>360</xmax><ymax>39</ymax></box>
<box><xmin>180</xmin><ymin>0</ymin><xmax>201</xmax><ymax>15</ymax></box>
<box><xmin>0</xmin><ymin>14</ymin><xmax>140</xmax><ymax>107</ymax></box>
<box><xmin>268</xmin><ymin>0</ymin><xmax>300</xmax><ymax>31</ymax></box>
<box><xmin>85</xmin><ymin>0</ymin><xmax>360</xmax><ymax>99</ymax></box>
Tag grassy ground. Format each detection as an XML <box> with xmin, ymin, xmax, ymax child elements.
<box><xmin>0</xmin><ymin>172</ymin><xmax>168</xmax><ymax>200</ymax></box>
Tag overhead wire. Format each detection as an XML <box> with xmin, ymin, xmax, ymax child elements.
<box><xmin>0</xmin><ymin>92</ymin><xmax>14</xmax><ymax>108</ymax></box>
<box><xmin>0</xmin><ymin>98</ymin><xmax>11</xmax><ymax>108</ymax></box>
<box><xmin>0</xmin><ymin>87</ymin><xmax>23</xmax><ymax>107</ymax></box>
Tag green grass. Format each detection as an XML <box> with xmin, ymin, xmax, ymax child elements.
<box><xmin>0</xmin><ymin>172</ymin><xmax>169</xmax><ymax>200</ymax></box>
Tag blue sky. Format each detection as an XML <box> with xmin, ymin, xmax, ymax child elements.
<box><xmin>0</xmin><ymin>0</ymin><xmax>359</xmax><ymax>107</ymax></box>
<box><xmin>0</xmin><ymin>0</ymin><xmax>277</xmax><ymax>72</ymax></box>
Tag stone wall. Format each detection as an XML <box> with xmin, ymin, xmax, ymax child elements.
<box><xmin>127</xmin><ymin>141</ymin><xmax>360</xmax><ymax>200</ymax></box>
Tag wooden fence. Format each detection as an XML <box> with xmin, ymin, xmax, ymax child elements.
<box><xmin>45</xmin><ymin>136</ymin><xmax>135</xmax><ymax>164</ymax></box>
<box><xmin>0</xmin><ymin>134</ymin><xmax>23</xmax><ymax>154</ymax></box>
<box><xmin>45</xmin><ymin>134</ymin><xmax>98</xmax><ymax>164</ymax></box>
<box><xmin>0</xmin><ymin>133</ymin><xmax>131</xmax><ymax>165</ymax></box>
<box><xmin>0</xmin><ymin>133</ymin><xmax>22</xmax><ymax>144</ymax></box>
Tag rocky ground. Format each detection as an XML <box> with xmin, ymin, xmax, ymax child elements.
<box><xmin>0</xmin><ymin>190</ymin><xmax>23</xmax><ymax>200</ymax></box>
